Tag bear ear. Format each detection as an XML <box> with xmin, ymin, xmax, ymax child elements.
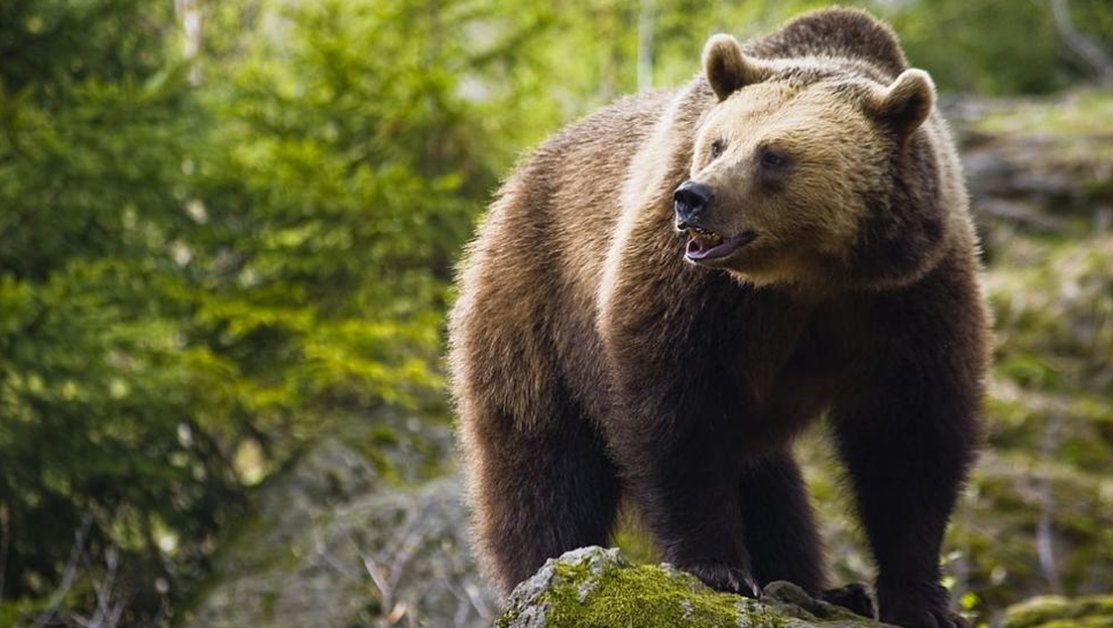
<box><xmin>702</xmin><ymin>34</ymin><xmax>770</xmax><ymax>101</ymax></box>
<box><xmin>870</xmin><ymin>69</ymin><xmax>936</xmax><ymax>137</ymax></box>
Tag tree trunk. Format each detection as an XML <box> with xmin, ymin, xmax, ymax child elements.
<box><xmin>1049</xmin><ymin>0</ymin><xmax>1113</xmax><ymax>86</ymax></box>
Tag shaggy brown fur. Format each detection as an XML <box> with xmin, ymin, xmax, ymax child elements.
<box><xmin>449</xmin><ymin>8</ymin><xmax>989</xmax><ymax>628</ymax></box>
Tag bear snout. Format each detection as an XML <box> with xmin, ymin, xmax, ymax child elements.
<box><xmin>673</xmin><ymin>180</ymin><xmax>714</xmax><ymax>228</ymax></box>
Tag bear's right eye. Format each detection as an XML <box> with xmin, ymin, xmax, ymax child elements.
<box><xmin>709</xmin><ymin>140</ymin><xmax>724</xmax><ymax>160</ymax></box>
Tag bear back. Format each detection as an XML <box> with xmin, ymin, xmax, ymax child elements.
<box><xmin>744</xmin><ymin>8</ymin><xmax>907</xmax><ymax>77</ymax></box>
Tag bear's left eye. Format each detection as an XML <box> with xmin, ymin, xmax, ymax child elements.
<box><xmin>759</xmin><ymin>148</ymin><xmax>790</xmax><ymax>170</ymax></box>
<box><xmin>709</xmin><ymin>140</ymin><xmax>725</xmax><ymax>160</ymax></box>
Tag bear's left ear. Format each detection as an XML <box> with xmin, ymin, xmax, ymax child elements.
<box><xmin>702</xmin><ymin>34</ymin><xmax>771</xmax><ymax>101</ymax></box>
<box><xmin>869</xmin><ymin>69</ymin><xmax>936</xmax><ymax>137</ymax></box>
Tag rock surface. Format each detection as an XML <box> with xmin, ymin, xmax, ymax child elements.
<box><xmin>1001</xmin><ymin>593</ymin><xmax>1113</xmax><ymax>628</ymax></box>
<box><xmin>496</xmin><ymin>547</ymin><xmax>888</xmax><ymax>628</ymax></box>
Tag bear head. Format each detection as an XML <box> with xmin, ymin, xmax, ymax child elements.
<box><xmin>676</xmin><ymin>33</ymin><xmax>949</xmax><ymax>292</ymax></box>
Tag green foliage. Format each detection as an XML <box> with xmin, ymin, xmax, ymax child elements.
<box><xmin>2</xmin><ymin>0</ymin><xmax>1113</xmax><ymax>624</ymax></box>
<box><xmin>0</xmin><ymin>0</ymin><xmax>538</xmax><ymax>622</ymax></box>
<box><xmin>889</xmin><ymin>0</ymin><xmax>1067</xmax><ymax>95</ymax></box>
<box><xmin>0</xmin><ymin>1</ymin><xmax>232</xmax><ymax>623</ymax></box>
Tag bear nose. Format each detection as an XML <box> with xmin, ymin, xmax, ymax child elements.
<box><xmin>673</xmin><ymin>181</ymin><xmax>714</xmax><ymax>227</ymax></box>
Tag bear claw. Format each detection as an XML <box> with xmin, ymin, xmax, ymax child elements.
<box><xmin>680</xmin><ymin>560</ymin><xmax>761</xmax><ymax>598</ymax></box>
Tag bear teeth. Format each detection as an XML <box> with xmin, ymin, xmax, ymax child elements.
<box><xmin>687</xmin><ymin>227</ymin><xmax>723</xmax><ymax>246</ymax></box>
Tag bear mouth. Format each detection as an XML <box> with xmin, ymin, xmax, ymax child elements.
<box><xmin>685</xmin><ymin>226</ymin><xmax>757</xmax><ymax>261</ymax></box>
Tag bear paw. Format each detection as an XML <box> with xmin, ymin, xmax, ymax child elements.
<box><xmin>821</xmin><ymin>582</ymin><xmax>876</xmax><ymax>618</ymax></box>
<box><xmin>680</xmin><ymin>560</ymin><xmax>761</xmax><ymax>598</ymax></box>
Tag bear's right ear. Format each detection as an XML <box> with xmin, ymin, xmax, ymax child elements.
<box><xmin>702</xmin><ymin>34</ymin><xmax>770</xmax><ymax>101</ymax></box>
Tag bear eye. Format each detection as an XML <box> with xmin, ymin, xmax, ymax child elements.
<box><xmin>759</xmin><ymin>148</ymin><xmax>790</xmax><ymax>170</ymax></box>
<box><xmin>709</xmin><ymin>139</ymin><xmax>725</xmax><ymax>160</ymax></box>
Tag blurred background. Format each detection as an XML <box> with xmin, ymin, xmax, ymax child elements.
<box><xmin>0</xmin><ymin>0</ymin><xmax>1111</xmax><ymax>627</ymax></box>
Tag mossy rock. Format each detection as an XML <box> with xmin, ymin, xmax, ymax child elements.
<box><xmin>1002</xmin><ymin>594</ymin><xmax>1113</xmax><ymax>628</ymax></box>
<box><xmin>495</xmin><ymin>547</ymin><xmax>888</xmax><ymax>628</ymax></box>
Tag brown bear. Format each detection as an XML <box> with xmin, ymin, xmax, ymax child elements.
<box><xmin>448</xmin><ymin>8</ymin><xmax>989</xmax><ymax>628</ymax></box>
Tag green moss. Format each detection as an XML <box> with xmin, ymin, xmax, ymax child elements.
<box><xmin>496</xmin><ymin>548</ymin><xmax>893</xmax><ymax>627</ymax></box>
<box><xmin>535</xmin><ymin>561</ymin><xmax>764</xmax><ymax>628</ymax></box>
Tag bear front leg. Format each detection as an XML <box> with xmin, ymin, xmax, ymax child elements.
<box><xmin>739</xmin><ymin>452</ymin><xmax>825</xmax><ymax>594</ymax></box>
<box><xmin>615</xmin><ymin>406</ymin><xmax>760</xmax><ymax>597</ymax></box>
<box><xmin>606</xmin><ymin>304</ymin><xmax>763</xmax><ymax>598</ymax></box>
<box><xmin>831</xmin><ymin>355</ymin><xmax>981</xmax><ymax>628</ymax></box>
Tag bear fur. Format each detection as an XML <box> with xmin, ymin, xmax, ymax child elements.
<box><xmin>448</xmin><ymin>8</ymin><xmax>989</xmax><ymax>628</ymax></box>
